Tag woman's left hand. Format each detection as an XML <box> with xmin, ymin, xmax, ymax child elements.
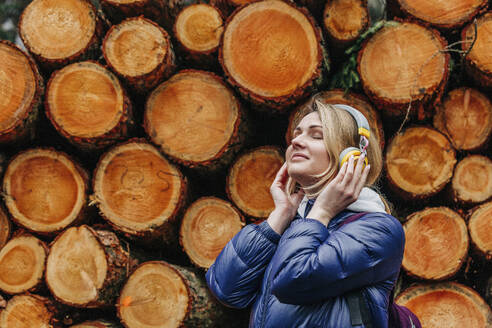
<box><xmin>307</xmin><ymin>153</ymin><xmax>371</xmax><ymax>226</ymax></box>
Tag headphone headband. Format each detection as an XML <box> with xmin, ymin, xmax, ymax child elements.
<box><xmin>333</xmin><ymin>104</ymin><xmax>371</xmax><ymax>138</ymax></box>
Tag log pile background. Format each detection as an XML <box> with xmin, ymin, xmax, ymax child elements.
<box><xmin>0</xmin><ymin>0</ymin><xmax>492</xmax><ymax>327</ymax></box>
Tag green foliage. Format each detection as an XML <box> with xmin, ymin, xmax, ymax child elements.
<box><xmin>0</xmin><ymin>0</ymin><xmax>31</xmax><ymax>42</ymax></box>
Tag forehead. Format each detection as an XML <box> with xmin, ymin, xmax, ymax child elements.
<box><xmin>296</xmin><ymin>112</ymin><xmax>321</xmax><ymax>128</ymax></box>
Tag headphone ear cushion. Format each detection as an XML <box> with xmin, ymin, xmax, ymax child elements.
<box><xmin>339</xmin><ymin>147</ymin><xmax>368</xmax><ymax>168</ymax></box>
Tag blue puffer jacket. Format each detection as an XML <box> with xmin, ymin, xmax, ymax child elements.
<box><xmin>206</xmin><ymin>207</ymin><xmax>405</xmax><ymax>328</ymax></box>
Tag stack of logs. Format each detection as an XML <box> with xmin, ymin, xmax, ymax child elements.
<box><xmin>0</xmin><ymin>0</ymin><xmax>491</xmax><ymax>327</ymax></box>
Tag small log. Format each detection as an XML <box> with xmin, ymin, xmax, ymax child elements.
<box><xmin>18</xmin><ymin>0</ymin><xmax>103</xmax><ymax>72</ymax></box>
<box><xmin>46</xmin><ymin>225</ymin><xmax>137</xmax><ymax>308</ymax></box>
<box><xmin>117</xmin><ymin>261</ymin><xmax>227</xmax><ymax>328</ymax></box>
<box><xmin>323</xmin><ymin>0</ymin><xmax>369</xmax><ymax>48</ymax></box>
<box><xmin>45</xmin><ymin>61</ymin><xmax>134</xmax><ymax>152</ymax></box>
<box><xmin>179</xmin><ymin>197</ymin><xmax>245</xmax><ymax>269</ymax></box>
<box><xmin>396</xmin><ymin>282</ymin><xmax>492</xmax><ymax>328</ymax></box>
<box><xmin>0</xmin><ymin>294</ymin><xmax>61</xmax><ymax>328</ymax></box>
<box><xmin>395</xmin><ymin>0</ymin><xmax>487</xmax><ymax>30</ymax></box>
<box><xmin>358</xmin><ymin>21</ymin><xmax>449</xmax><ymax>119</ymax></box>
<box><xmin>161</xmin><ymin>0</ymin><xmax>203</xmax><ymax>31</ymax></box>
<box><xmin>0</xmin><ymin>233</ymin><xmax>48</xmax><ymax>295</ymax></box>
<box><xmin>173</xmin><ymin>4</ymin><xmax>224</xmax><ymax>69</ymax></box>
<box><xmin>144</xmin><ymin>70</ymin><xmax>245</xmax><ymax>170</ymax></box>
<box><xmin>433</xmin><ymin>88</ymin><xmax>492</xmax><ymax>151</ymax></box>
<box><xmin>2</xmin><ymin>148</ymin><xmax>89</xmax><ymax>235</ymax></box>
<box><xmin>286</xmin><ymin>89</ymin><xmax>384</xmax><ymax>148</ymax></box>
<box><xmin>402</xmin><ymin>207</ymin><xmax>468</xmax><ymax>280</ymax></box>
<box><xmin>0</xmin><ymin>41</ymin><xmax>43</xmax><ymax>147</ymax></box>
<box><xmin>220</xmin><ymin>0</ymin><xmax>325</xmax><ymax>110</ymax></box>
<box><xmin>385</xmin><ymin>126</ymin><xmax>456</xmax><ymax>199</ymax></box>
<box><xmin>100</xmin><ymin>0</ymin><xmax>164</xmax><ymax>24</ymax></box>
<box><xmin>92</xmin><ymin>140</ymin><xmax>187</xmax><ymax>249</ymax></box>
<box><xmin>451</xmin><ymin>155</ymin><xmax>492</xmax><ymax>205</ymax></box>
<box><xmin>227</xmin><ymin>146</ymin><xmax>283</xmax><ymax>222</ymax></box>
<box><xmin>102</xmin><ymin>17</ymin><xmax>176</xmax><ymax>94</ymax></box>
<box><xmin>468</xmin><ymin>201</ymin><xmax>492</xmax><ymax>261</ymax></box>
<box><xmin>0</xmin><ymin>205</ymin><xmax>11</xmax><ymax>250</ymax></box>
<box><xmin>71</xmin><ymin>320</ymin><xmax>123</xmax><ymax>328</ymax></box>
<box><xmin>462</xmin><ymin>12</ymin><xmax>492</xmax><ymax>89</ymax></box>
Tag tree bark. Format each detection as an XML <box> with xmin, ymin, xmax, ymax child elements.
<box><xmin>451</xmin><ymin>155</ymin><xmax>492</xmax><ymax>205</ymax></box>
<box><xmin>227</xmin><ymin>146</ymin><xmax>283</xmax><ymax>222</ymax></box>
<box><xmin>179</xmin><ymin>197</ymin><xmax>245</xmax><ymax>269</ymax></box>
<box><xmin>468</xmin><ymin>201</ymin><xmax>492</xmax><ymax>262</ymax></box>
<box><xmin>2</xmin><ymin>148</ymin><xmax>89</xmax><ymax>235</ymax></box>
<box><xmin>0</xmin><ymin>41</ymin><xmax>43</xmax><ymax>147</ymax></box>
<box><xmin>102</xmin><ymin>17</ymin><xmax>176</xmax><ymax>94</ymax></box>
<box><xmin>100</xmin><ymin>0</ymin><xmax>164</xmax><ymax>24</ymax></box>
<box><xmin>220</xmin><ymin>0</ymin><xmax>326</xmax><ymax>111</ymax></box>
<box><xmin>46</xmin><ymin>225</ymin><xmax>137</xmax><ymax>308</ymax></box>
<box><xmin>0</xmin><ymin>205</ymin><xmax>11</xmax><ymax>250</ymax></box>
<box><xmin>92</xmin><ymin>140</ymin><xmax>187</xmax><ymax>250</ymax></box>
<box><xmin>385</xmin><ymin>126</ymin><xmax>456</xmax><ymax>200</ymax></box>
<box><xmin>402</xmin><ymin>207</ymin><xmax>469</xmax><ymax>280</ymax></box>
<box><xmin>70</xmin><ymin>320</ymin><xmax>123</xmax><ymax>328</ymax></box>
<box><xmin>0</xmin><ymin>293</ymin><xmax>62</xmax><ymax>328</ymax></box>
<box><xmin>396</xmin><ymin>282</ymin><xmax>492</xmax><ymax>328</ymax></box>
<box><xmin>433</xmin><ymin>88</ymin><xmax>492</xmax><ymax>152</ymax></box>
<box><xmin>357</xmin><ymin>21</ymin><xmax>449</xmax><ymax>119</ymax></box>
<box><xmin>45</xmin><ymin>61</ymin><xmax>134</xmax><ymax>152</ymax></box>
<box><xmin>18</xmin><ymin>0</ymin><xmax>104</xmax><ymax>72</ymax></box>
<box><xmin>144</xmin><ymin>70</ymin><xmax>246</xmax><ymax>171</ymax></box>
<box><xmin>117</xmin><ymin>261</ymin><xmax>228</xmax><ymax>328</ymax></box>
<box><xmin>0</xmin><ymin>232</ymin><xmax>48</xmax><ymax>295</ymax></box>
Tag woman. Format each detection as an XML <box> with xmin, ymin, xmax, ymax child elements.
<box><xmin>206</xmin><ymin>96</ymin><xmax>405</xmax><ymax>328</ymax></box>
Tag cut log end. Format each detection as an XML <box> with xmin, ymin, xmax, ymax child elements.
<box><xmin>0</xmin><ymin>294</ymin><xmax>56</xmax><ymax>328</ymax></box>
<box><xmin>3</xmin><ymin>149</ymin><xmax>87</xmax><ymax>234</ymax></box>
<box><xmin>19</xmin><ymin>0</ymin><xmax>97</xmax><ymax>60</ymax></box>
<box><xmin>385</xmin><ymin>127</ymin><xmax>456</xmax><ymax>199</ymax></box>
<box><xmin>221</xmin><ymin>0</ymin><xmax>322</xmax><ymax>107</ymax></box>
<box><xmin>0</xmin><ymin>234</ymin><xmax>48</xmax><ymax>294</ymax></box>
<box><xmin>103</xmin><ymin>17</ymin><xmax>172</xmax><ymax>78</ymax></box>
<box><xmin>70</xmin><ymin>321</ymin><xmax>122</xmax><ymax>328</ymax></box>
<box><xmin>117</xmin><ymin>262</ymin><xmax>190</xmax><ymax>328</ymax></box>
<box><xmin>180</xmin><ymin>197</ymin><xmax>244</xmax><ymax>269</ymax></box>
<box><xmin>175</xmin><ymin>4</ymin><xmax>223</xmax><ymax>53</ymax></box>
<box><xmin>358</xmin><ymin>22</ymin><xmax>448</xmax><ymax>114</ymax></box>
<box><xmin>93</xmin><ymin>141</ymin><xmax>186</xmax><ymax>237</ymax></box>
<box><xmin>396</xmin><ymin>283</ymin><xmax>492</xmax><ymax>328</ymax></box>
<box><xmin>323</xmin><ymin>0</ymin><xmax>369</xmax><ymax>43</ymax></box>
<box><xmin>469</xmin><ymin>201</ymin><xmax>492</xmax><ymax>261</ymax></box>
<box><xmin>46</xmin><ymin>61</ymin><xmax>128</xmax><ymax>141</ymax></box>
<box><xmin>402</xmin><ymin>207</ymin><xmax>468</xmax><ymax>280</ymax></box>
<box><xmin>144</xmin><ymin>70</ymin><xmax>242</xmax><ymax>168</ymax></box>
<box><xmin>227</xmin><ymin>146</ymin><xmax>283</xmax><ymax>220</ymax></box>
<box><xmin>397</xmin><ymin>0</ymin><xmax>487</xmax><ymax>29</ymax></box>
<box><xmin>452</xmin><ymin>155</ymin><xmax>492</xmax><ymax>205</ymax></box>
<box><xmin>433</xmin><ymin>88</ymin><xmax>492</xmax><ymax>151</ymax></box>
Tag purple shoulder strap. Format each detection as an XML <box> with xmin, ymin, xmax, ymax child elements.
<box><xmin>340</xmin><ymin>212</ymin><xmax>368</xmax><ymax>227</ymax></box>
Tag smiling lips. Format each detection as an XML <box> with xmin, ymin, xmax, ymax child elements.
<box><xmin>291</xmin><ymin>153</ymin><xmax>309</xmax><ymax>160</ymax></box>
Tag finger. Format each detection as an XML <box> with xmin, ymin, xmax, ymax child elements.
<box><xmin>354</xmin><ymin>164</ymin><xmax>371</xmax><ymax>196</ymax></box>
<box><xmin>334</xmin><ymin>161</ymin><xmax>348</xmax><ymax>183</ymax></box>
<box><xmin>341</xmin><ymin>155</ymin><xmax>355</xmax><ymax>186</ymax></box>
<box><xmin>273</xmin><ymin>163</ymin><xmax>288</xmax><ymax>185</ymax></box>
<box><xmin>348</xmin><ymin>153</ymin><xmax>366</xmax><ymax>190</ymax></box>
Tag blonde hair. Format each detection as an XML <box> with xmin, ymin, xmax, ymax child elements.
<box><xmin>287</xmin><ymin>96</ymin><xmax>383</xmax><ymax>198</ymax></box>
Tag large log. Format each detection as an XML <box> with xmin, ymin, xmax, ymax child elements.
<box><xmin>462</xmin><ymin>12</ymin><xmax>492</xmax><ymax>89</ymax></box>
<box><xmin>402</xmin><ymin>207</ymin><xmax>468</xmax><ymax>280</ymax></box>
<box><xmin>433</xmin><ymin>87</ymin><xmax>492</xmax><ymax>152</ymax></box>
<box><xmin>102</xmin><ymin>17</ymin><xmax>176</xmax><ymax>94</ymax></box>
<box><xmin>394</xmin><ymin>0</ymin><xmax>487</xmax><ymax>30</ymax></box>
<box><xmin>117</xmin><ymin>261</ymin><xmax>228</xmax><ymax>328</ymax></box>
<box><xmin>144</xmin><ymin>70</ymin><xmax>246</xmax><ymax>170</ymax></box>
<box><xmin>92</xmin><ymin>140</ymin><xmax>187</xmax><ymax>249</ymax></box>
<box><xmin>45</xmin><ymin>61</ymin><xmax>134</xmax><ymax>152</ymax></box>
<box><xmin>358</xmin><ymin>21</ymin><xmax>449</xmax><ymax>119</ymax></box>
<box><xmin>0</xmin><ymin>41</ymin><xmax>43</xmax><ymax>147</ymax></box>
<box><xmin>18</xmin><ymin>0</ymin><xmax>104</xmax><ymax>72</ymax></box>
<box><xmin>179</xmin><ymin>197</ymin><xmax>245</xmax><ymax>269</ymax></box>
<box><xmin>0</xmin><ymin>294</ymin><xmax>61</xmax><ymax>328</ymax></box>
<box><xmin>468</xmin><ymin>201</ymin><xmax>492</xmax><ymax>261</ymax></box>
<box><xmin>227</xmin><ymin>146</ymin><xmax>283</xmax><ymax>222</ymax></box>
<box><xmin>46</xmin><ymin>225</ymin><xmax>137</xmax><ymax>308</ymax></box>
<box><xmin>385</xmin><ymin>126</ymin><xmax>456</xmax><ymax>200</ymax></box>
<box><xmin>2</xmin><ymin>148</ymin><xmax>89</xmax><ymax>235</ymax></box>
<box><xmin>451</xmin><ymin>155</ymin><xmax>492</xmax><ymax>205</ymax></box>
<box><xmin>0</xmin><ymin>233</ymin><xmax>48</xmax><ymax>295</ymax></box>
<box><xmin>220</xmin><ymin>0</ymin><xmax>326</xmax><ymax>110</ymax></box>
<box><xmin>396</xmin><ymin>282</ymin><xmax>492</xmax><ymax>328</ymax></box>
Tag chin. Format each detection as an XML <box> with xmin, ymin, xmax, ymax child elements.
<box><xmin>287</xmin><ymin>165</ymin><xmax>313</xmax><ymax>186</ymax></box>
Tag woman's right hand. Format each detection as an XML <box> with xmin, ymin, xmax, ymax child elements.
<box><xmin>267</xmin><ymin>163</ymin><xmax>304</xmax><ymax>234</ymax></box>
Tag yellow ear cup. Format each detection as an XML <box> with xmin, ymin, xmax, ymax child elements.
<box><xmin>340</xmin><ymin>148</ymin><xmax>368</xmax><ymax>169</ymax></box>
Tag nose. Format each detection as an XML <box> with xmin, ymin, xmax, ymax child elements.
<box><xmin>291</xmin><ymin>133</ymin><xmax>306</xmax><ymax>148</ymax></box>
